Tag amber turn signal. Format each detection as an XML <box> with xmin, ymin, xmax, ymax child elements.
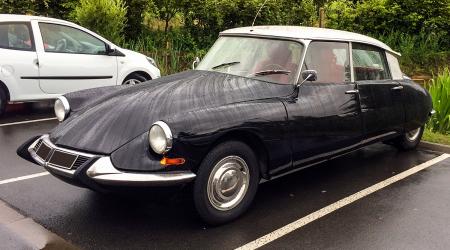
<box><xmin>160</xmin><ymin>157</ymin><xmax>186</xmax><ymax>166</ymax></box>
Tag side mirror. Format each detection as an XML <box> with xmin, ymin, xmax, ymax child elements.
<box><xmin>297</xmin><ymin>70</ymin><xmax>318</xmax><ymax>87</ymax></box>
<box><xmin>105</xmin><ymin>44</ymin><xmax>125</xmax><ymax>57</ymax></box>
<box><xmin>302</xmin><ymin>70</ymin><xmax>318</xmax><ymax>81</ymax></box>
<box><xmin>192</xmin><ymin>57</ymin><xmax>200</xmax><ymax>69</ymax></box>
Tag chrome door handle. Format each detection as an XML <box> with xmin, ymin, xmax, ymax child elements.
<box><xmin>391</xmin><ymin>86</ymin><xmax>403</xmax><ymax>91</ymax></box>
<box><xmin>345</xmin><ymin>89</ymin><xmax>359</xmax><ymax>94</ymax></box>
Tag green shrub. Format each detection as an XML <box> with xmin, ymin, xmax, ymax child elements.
<box><xmin>374</xmin><ymin>31</ymin><xmax>450</xmax><ymax>75</ymax></box>
<box><xmin>72</xmin><ymin>0</ymin><xmax>127</xmax><ymax>44</ymax></box>
<box><xmin>427</xmin><ymin>68</ymin><xmax>450</xmax><ymax>134</ymax></box>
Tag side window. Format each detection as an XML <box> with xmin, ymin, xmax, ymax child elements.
<box><xmin>0</xmin><ymin>23</ymin><xmax>33</xmax><ymax>51</ymax></box>
<box><xmin>352</xmin><ymin>43</ymin><xmax>390</xmax><ymax>81</ymax></box>
<box><xmin>386</xmin><ymin>52</ymin><xmax>403</xmax><ymax>80</ymax></box>
<box><xmin>302</xmin><ymin>41</ymin><xmax>351</xmax><ymax>83</ymax></box>
<box><xmin>39</xmin><ymin>23</ymin><xmax>107</xmax><ymax>55</ymax></box>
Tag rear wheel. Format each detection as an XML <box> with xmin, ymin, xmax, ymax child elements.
<box><xmin>122</xmin><ymin>72</ymin><xmax>150</xmax><ymax>85</ymax></box>
<box><xmin>392</xmin><ymin>126</ymin><xmax>424</xmax><ymax>150</ymax></box>
<box><xmin>0</xmin><ymin>88</ymin><xmax>6</xmax><ymax>117</ymax></box>
<box><xmin>193</xmin><ymin>141</ymin><xmax>260</xmax><ymax>225</ymax></box>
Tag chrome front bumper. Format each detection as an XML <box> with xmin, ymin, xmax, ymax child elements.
<box><xmin>28</xmin><ymin>135</ymin><xmax>196</xmax><ymax>187</ymax></box>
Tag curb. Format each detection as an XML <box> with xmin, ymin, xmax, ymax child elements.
<box><xmin>0</xmin><ymin>200</ymin><xmax>78</xmax><ymax>250</ymax></box>
<box><xmin>419</xmin><ymin>141</ymin><xmax>450</xmax><ymax>154</ymax></box>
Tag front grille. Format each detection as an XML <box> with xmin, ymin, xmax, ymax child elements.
<box><xmin>48</xmin><ymin>150</ymin><xmax>78</xmax><ymax>169</ymax></box>
<box><xmin>34</xmin><ymin>139</ymin><xmax>42</xmax><ymax>151</ymax></box>
<box><xmin>35</xmin><ymin>142</ymin><xmax>52</xmax><ymax>160</ymax></box>
<box><xmin>31</xmin><ymin>137</ymin><xmax>93</xmax><ymax>170</ymax></box>
<box><xmin>73</xmin><ymin>155</ymin><xmax>90</xmax><ymax>169</ymax></box>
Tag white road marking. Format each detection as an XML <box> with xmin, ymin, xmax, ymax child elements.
<box><xmin>0</xmin><ymin>172</ymin><xmax>49</xmax><ymax>185</ymax></box>
<box><xmin>236</xmin><ymin>153</ymin><xmax>450</xmax><ymax>250</ymax></box>
<box><xmin>0</xmin><ymin>117</ymin><xmax>57</xmax><ymax>127</ymax></box>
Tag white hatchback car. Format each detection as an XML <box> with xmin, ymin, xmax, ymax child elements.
<box><xmin>0</xmin><ymin>14</ymin><xmax>160</xmax><ymax>116</ymax></box>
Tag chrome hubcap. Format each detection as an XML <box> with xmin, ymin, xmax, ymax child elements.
<box><xmin>406</xmin><ymin>127</ymin><xmax>421</xmax><ymax>141</ymax></box>
<box><xmin>123</xmin><ymin>79</ymin><xmax>142</xmax><ymax>85</ymax></box>
<box><xmin>207</xmin><ymin>156</ymin><xmax>250</xmax><ymax>211</ymax></box>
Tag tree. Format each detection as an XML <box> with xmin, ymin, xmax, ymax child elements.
<box><xmin>153</xmin><ymin>0</ymin><xmax>183</xmax><ymax>33</ymax></box>
<box><xmin>0</xmin><ymin>0</ymin><xmax>76</xmax><ymax>19</ymax></box>
<box><xmin>124</xmin><ymin>0</ymin><xmax>151</xmax><ymax>38</ymax></box>
<box><xmin>72</xmin><ymin>0</ymin><xmax>127</xmax><ymax>44</ymax></box>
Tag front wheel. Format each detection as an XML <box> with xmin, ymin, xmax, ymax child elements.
<box><xmin>193</xmin><ymin>141</ymin><xmax>260</xmax><ymax>225</ymax></box>
<box><xmin>122</xmin><ymin>72</ymin><xmax>150</xmax><ymax>85</ymax></box>
<box><xmin>392</xmin><ymin>126</ymin><xmax>424</xmax><ymax>150</ymax></box>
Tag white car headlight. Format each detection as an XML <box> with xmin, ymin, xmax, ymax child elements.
<box><xmin>149</xmin><ymin>121</ymin><xmax>172</xmax><ymax>154</ymax></box>
<box><xmin>146</xmin><ymin>56</ymin><xmax>157</xmax><ymax>67</ymax></box>
<box><xmin>54</xmin><ymin>96</ymin><xmax>70</xmax><ymax>122</ymax></box>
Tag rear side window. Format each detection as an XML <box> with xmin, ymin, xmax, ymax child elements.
<box><xmin>302</xmin><ymin>41</ymin><xmax>351</xmax><ymax>83</ymax></box>
<box><xmin>352</xmin><ymin>43</ymin><xmax>390</xmax><ymax>81</ymax></box>
<box><xmin>39</xmin><ymin>23</ymin><xmax>107</xmax><ymax>55</ymax></box>
<box><xmin>386</xmin><ymin>53</ymin><xmax>403</xmax><ymax>80</ymax></box>
<box><xmin>0</xmin><ymin>23</ymin><xmax>34</xmax><ymax>51</ymax></box>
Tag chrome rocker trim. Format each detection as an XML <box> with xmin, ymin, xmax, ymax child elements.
<box><xmin>28</xmin><ymin>135</ymin><xmax>196</xmax><ymax>186</ymax></box>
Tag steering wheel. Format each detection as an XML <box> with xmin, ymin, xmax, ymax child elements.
<box><xmin>55</xmin><ymin>38</ymin><xmax>67</xmax><ymax>52</ymax></box>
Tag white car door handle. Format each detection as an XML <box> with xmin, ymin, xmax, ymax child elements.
<box><xmin>391</xmin><ymin>86</ymin><xmax>403</xmax><ymax>91</ymax></box>
<box><xmin>345</xmin><ymin>89</ymin><xmax>359</xmax><ymax>94</ymax></box>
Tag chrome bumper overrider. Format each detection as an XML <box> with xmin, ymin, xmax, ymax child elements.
<box><xmin>28</xmin><ymin>135</ymin><xmax>196</xmax><ymax>186</ymax></box>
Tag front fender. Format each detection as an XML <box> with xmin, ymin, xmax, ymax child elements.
<box><xmin>167</xmin><ymin>99</ymin><xmax>290</xmax><ymax>171</ymax></box>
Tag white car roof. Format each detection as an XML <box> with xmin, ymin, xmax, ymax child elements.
<box><xmin>221</xmin><ymin>26</ymin><xmax>400</xmax><ymax>56</ymax></box>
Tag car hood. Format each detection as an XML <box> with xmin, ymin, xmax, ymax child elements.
<box><xmin>50</xmin><ymin>70</ymin><xmax>294</xmax><ymax>154</ymax></box>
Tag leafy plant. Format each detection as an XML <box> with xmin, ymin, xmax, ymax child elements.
<box><xmin>427</xmin><ymin>68</ymin><xmax>450</xmax><ymax>134</ymax></box>
<box><xmin>72</xmin><ymin>0</ymin><xmax>127</xmax><ymax>44</ymax></box>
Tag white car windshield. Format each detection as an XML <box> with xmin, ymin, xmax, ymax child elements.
<box><xmin>197</xmin><ymin>36</ymin><xmax>304</xmax><ymax>85</ymax></box>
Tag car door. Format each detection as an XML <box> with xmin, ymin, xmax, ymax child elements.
<box><xmin>352</xmin><ymin>43</ymin><xmax>405</xmax><ymax>140</ymax></box>
<box><xmin>0</xmin><ymin>22</ymin><xmax>41</xmax><ymax>101</ymax></box>
<box><xmin>284</xmin><ymin>41</ymin><xmax>363</xmax><ymax>169</ymax></box>
<box><xmin>32</xmin><ymin>21</ymin><xmax>118</xmax><ymax>94</ymax></box>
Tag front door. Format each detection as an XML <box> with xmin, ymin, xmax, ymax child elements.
<box><xmin>285</xmin><ymin>41</ymin><xmax>363</xmax><ymax>170</ymax></box>
<box><xmin>352</xmin><ymin>43</ymin><xmax>405</xmax><ymax>139</ymax></box>
<box><xmin>33</xmin><ymin>21</ymin><xmax>118</xmax><ymax>94</ymax></box>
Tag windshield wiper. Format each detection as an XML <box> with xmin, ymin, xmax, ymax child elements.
<box><xmin>253</xmin><ymin>69</ymin><xmax>291</xmax><ymax>76</ymax></box>
<box><xmin>211</xmin><ymin>61</ymin><xmax>240</xmax><ymax>70</ymax></box>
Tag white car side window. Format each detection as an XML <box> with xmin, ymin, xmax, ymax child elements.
<box><xmin>0</xmin><ymin>23</ymin><xmax>33</xmax><ymax>51</ymax></box>
<box><xmin>39</xmin><ymin>23</ymin><xmax>107</xmax><ymax>55</ymax></box>
<box><xmin>386</xmin><ymin>52</ymin><xmax>403</xmax><ymax>80</ymax></box>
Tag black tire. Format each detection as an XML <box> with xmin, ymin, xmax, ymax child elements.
<box><xmin>392</xmin><ymin>126</ymin><xmax>424</xmax><ymax>150</ymax></box>
<box><xmin>193</xmin><ymin>141</ymin><xmax>260</xmax><ymax>225</ymax></box>
<box><xmin>0</xmin><ymin>87</ymin><xmax>6</xmax><ymax>118</ymax></box>
<box><xmin>122</xmin><ymin>72</ymin><xmax>150</xmax><ymax>85</ymax></box>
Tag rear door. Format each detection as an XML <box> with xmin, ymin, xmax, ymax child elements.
<box><xmin>33</xmin><ymin>21</ymin><xmax>118</xmax><ymax>94</ymax></box>
<box><xmin>0</xmin><ymin>22</ymin><xmax>41</xmax><ymax>101</ymax></box>
<box><xmin>352</xmin><ymin>43</ymin><xmax>405</xmax><ymax>140</ymax></box>
<box><xmin>285</xmin><ymin>41</ymin><xmax>363</xmax><ymax>168</ymax></box>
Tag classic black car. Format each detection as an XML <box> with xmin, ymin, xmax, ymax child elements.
<box><xmin>17</xmin><ymin>26</ymin><xmax>432</xmax><ymax>225</ymax></box>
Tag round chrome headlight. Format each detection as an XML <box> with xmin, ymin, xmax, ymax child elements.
<box><xmin>149</xmin><ymin>121</ymin><xmax>172</xmax><ymax>154</ymax></box>
<box><xmin>54</xmin><ymin>96</ymin><xmax>70</xmax><ymax>122</ymax></box>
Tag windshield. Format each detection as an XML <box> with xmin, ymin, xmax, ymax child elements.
<box><xmin>197</xmin><ymin>36</ymin><xmax>304</xmax><ymax>84</ymax></box>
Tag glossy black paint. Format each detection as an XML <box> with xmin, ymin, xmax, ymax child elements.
<box><xmin>357</xmin><ymin>80</ymin><xmax>405</xmax><ymax>138</ymax></box>
<box><xmin>18</xmin><ymin>68</ymin><xmax>432</xmax><ymax>181</ymax></box>
<box><xmin>283</xmin><ymin>81</ymin><xmax>362</xmax><ymax>174</ymax></box>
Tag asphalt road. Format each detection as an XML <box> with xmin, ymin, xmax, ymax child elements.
<box><xmin>1</xmin><ymin>106</ymin><xmax>450</xmax><ymax>249</ymax></box>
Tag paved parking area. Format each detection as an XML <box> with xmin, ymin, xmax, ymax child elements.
<box><xmin>1</xmin><ymin>107</ymin><xmax>450</xmax><ymax>249</ymax></box>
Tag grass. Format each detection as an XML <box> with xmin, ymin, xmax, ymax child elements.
<box><xmin>423</xmin><ymin>129</ymin><xmax>450</xmax><ymax>146</ymax></box>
